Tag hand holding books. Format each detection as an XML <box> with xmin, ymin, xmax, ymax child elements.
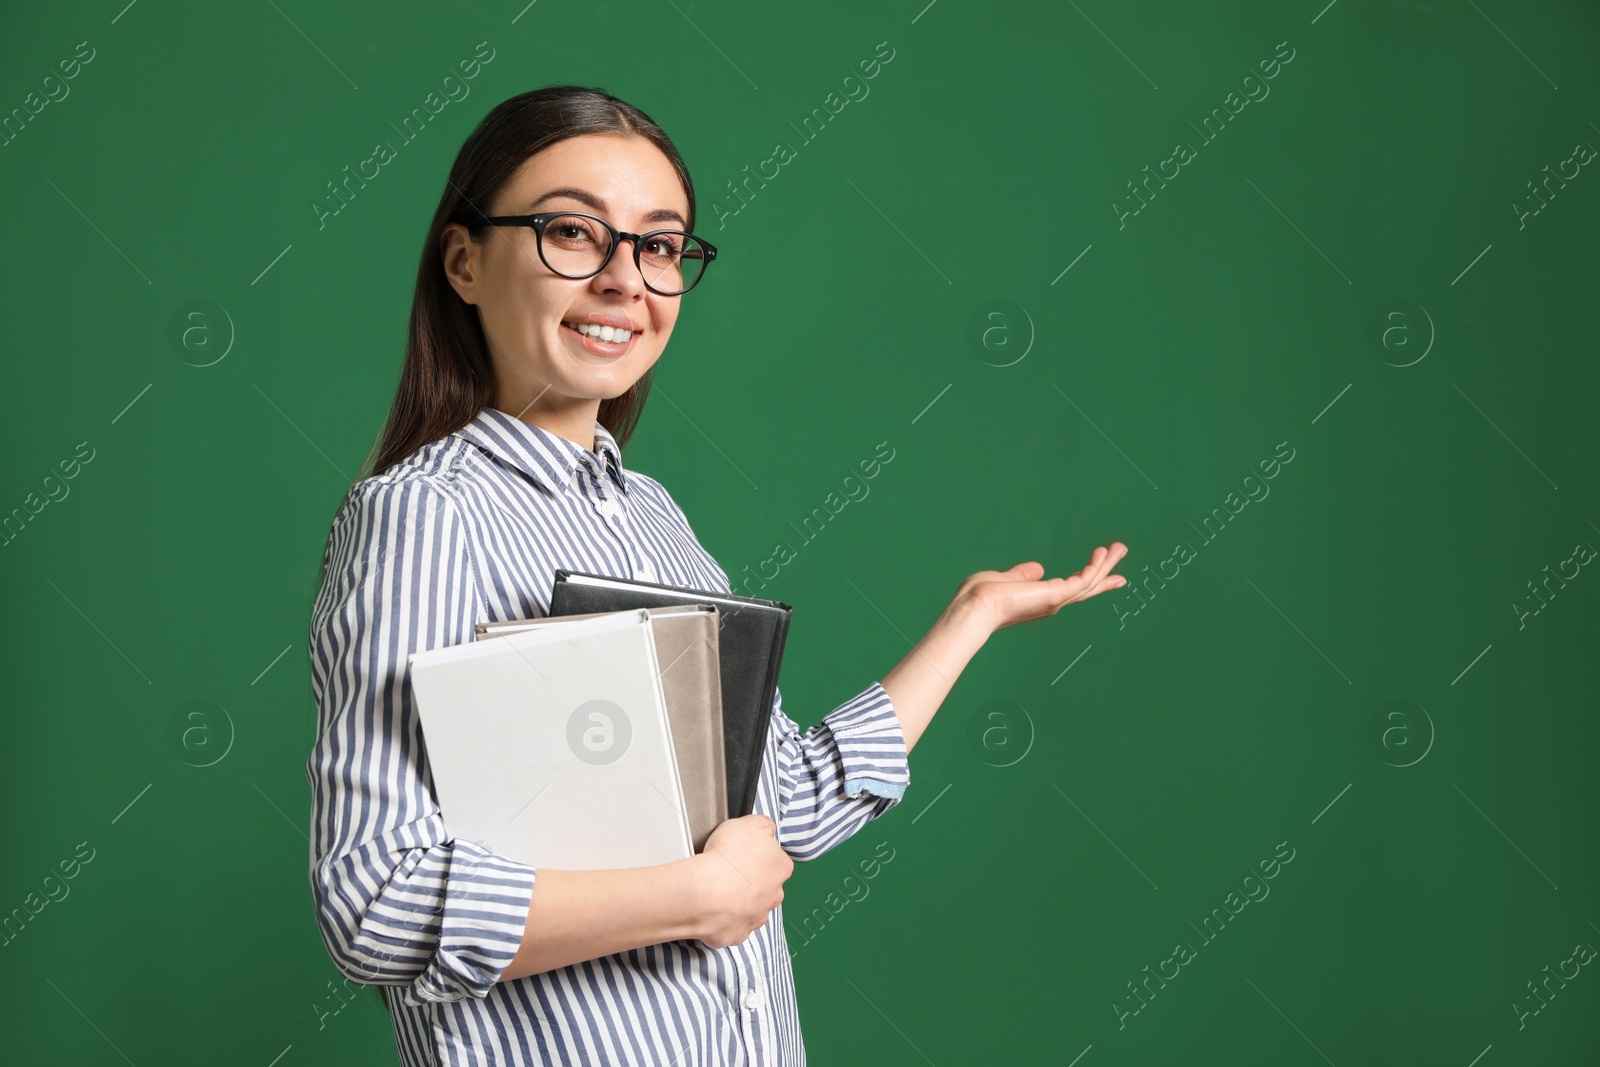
<box><xmin>691</xmin><ymin>813</ymin><xmax>794</xmax><ymax>950</ymax></box>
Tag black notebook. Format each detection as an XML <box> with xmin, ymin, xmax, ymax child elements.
<box><xmin>549</xmin><ymin>570</ymin><xmax>792</xmax><ymax>819</ymax></box>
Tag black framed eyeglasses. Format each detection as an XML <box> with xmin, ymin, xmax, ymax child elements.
<box><xmin>467</xmin><ymin>211</ymin><xmax>718</xmax><ymax>295</ymax></box>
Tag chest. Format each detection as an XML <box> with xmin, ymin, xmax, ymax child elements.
<box><xmin>456</xmin><ymin>468</ymin><xmax>730</xmax><ymax>622</ymax></box>
<box><xmin>452</xmin><ymin>466</ymin><xmax>784</xmax><ymax>824</ymax></box>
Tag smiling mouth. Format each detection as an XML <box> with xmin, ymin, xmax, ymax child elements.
<box><xmin>562</xmin><ymin>321</ymin><xmax>636</xmax><ymax>344</ymax></box>
<box><xmin>561</xmin><ymin>321</ymin><xmax>637</xmax><ymax>356</ymax></box>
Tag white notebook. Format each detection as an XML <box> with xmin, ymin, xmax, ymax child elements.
<box><xmin>407</xmin><ymin>608</ymin><xmax>694</xmax><ymax>870</ymax></box>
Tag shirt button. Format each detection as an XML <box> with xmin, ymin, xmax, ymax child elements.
<box><xmin>742</xmin><ymin>987</ymin><xmax>763</xmax><ymax>1010</ymax></box>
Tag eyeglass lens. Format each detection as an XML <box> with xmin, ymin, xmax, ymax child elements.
<box><xmin>541</xmin><ymin>214</ymin><xmax>709</xmax><ymax>294</ymax></box>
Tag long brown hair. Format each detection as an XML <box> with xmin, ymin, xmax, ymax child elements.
<box><xmin>319</xmin><ymin>84</ymin><xmax>698</xmax><ymax>1014</ymax></box>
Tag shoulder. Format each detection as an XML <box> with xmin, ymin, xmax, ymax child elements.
<box><xmin>325</xmin><ymin>435</ymin><xmax>480</xmax><ymax>548</ymax></box>
<box><xmin>313</xmin><ymin>437</ymin><xmax>484</xmax><ymax>621</ymax></box>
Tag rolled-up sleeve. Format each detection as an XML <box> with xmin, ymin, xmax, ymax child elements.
<box><xmin>305</xmin><ymin>473</ymin><xmax>537</xmax><ymax>1005</ymax></box>
<box><xmin>772</xmin><ymin>681</ymin><xmax>911</xmax><ymax>861</ymax></box>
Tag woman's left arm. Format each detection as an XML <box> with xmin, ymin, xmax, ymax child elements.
<box><xmin>882</xmin><ymin>548</ymin><xmax>1128</xmax><ymax>753</ymax></box>
<box><xmin>770</xmin><ymin>546</ymin><xmax>1127</xmax><ymax>861</ymax></box>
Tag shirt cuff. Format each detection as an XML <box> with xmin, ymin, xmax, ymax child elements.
<box><xmin>822</xmin><ymin>681</ymin><xmax>911</xmax><ymax>801</ymax></box>
<box><xmin>409</xmin><ymin>838</ymin><xmax>538</xmax><ymax>1004</ymax></box>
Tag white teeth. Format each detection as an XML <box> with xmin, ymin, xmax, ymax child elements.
<box><xmin>569</xmin><ymin>322</ymin><xmax>632</xmax><ymax>343</ymax></box>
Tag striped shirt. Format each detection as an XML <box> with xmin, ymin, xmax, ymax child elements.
<box><xmin>306</xmin><ymin>404</ymin><xmax>910</xmax><ymax>1066</ymax></box>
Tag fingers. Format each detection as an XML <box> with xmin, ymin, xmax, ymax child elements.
<box><xmin>1053</xmin><ymin>544</ymin><xmax>1128</xmax><ymax>606</ymax></box>
<box><xmin>1081</xmin><ymin>548</ymin><xmax>1112</xmax><ymax>597</ymax></box>
<box><xmin>1077</xmin><ymin>544</ymin><xmax>1128</xmax><ymax>602</ymax></box>
<box><xmin>1082</xmin><ymin>543</ymin><xmax>1127</xmax><ymax>593</ymax></box>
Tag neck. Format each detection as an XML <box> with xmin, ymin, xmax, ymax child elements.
<box><xmin>499</xmin><ymin>392</ymin><xmax>601</xmax><ymax>452</ymax></box>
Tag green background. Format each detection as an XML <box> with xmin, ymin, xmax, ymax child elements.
<box><xmin>3</xmin><ymin>0</ymin><xmax>1597</xmax><ymax>1063</ymax></box>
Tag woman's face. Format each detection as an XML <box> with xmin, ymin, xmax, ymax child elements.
<box><xmin>441</xmin><ymin>132</ymin><xmax>691</xmax><ymax>423</ymax></box>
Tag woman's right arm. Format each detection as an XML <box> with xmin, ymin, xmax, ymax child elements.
<box><xmin>308</xmin><ymin>475</ymin><xmax>541</xmax><ymax>1004</ymax></box>
<box><xmin>501</xmin><ymin>814</ymin><xmax>792</xmax><ymax>980</ymax></box>
<box><xmin>308</xmin><ymin>475</ymin><xmax>789</xmax><ymax>1001</ymax></box>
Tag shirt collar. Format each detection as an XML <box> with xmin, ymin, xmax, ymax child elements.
<box><xmin>455</xmin><ymin>406</ymin><xmax>629</xmax><ymax>496</ymax></box>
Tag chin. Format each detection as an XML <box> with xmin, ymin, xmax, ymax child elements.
<box><xmin>572</xmin><ymin>366</ymin><xmax>651</xmax><ymax>401</ymax></box>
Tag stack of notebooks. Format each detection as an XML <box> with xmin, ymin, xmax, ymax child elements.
<box><xmin>407</xmin><ymin>570</ymin><xmax>793</xmax><ymax>871</ymax></box>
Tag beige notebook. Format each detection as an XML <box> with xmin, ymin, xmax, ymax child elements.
<box><xmin>476</xmin><ymin>604</ymin><xmax>728</xmax><ymax>853</ymax></box>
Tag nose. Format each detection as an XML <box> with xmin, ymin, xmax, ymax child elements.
<box><xmin>593</xmin><ymin>235</ymin><xmax>647</xmax><ymax>293</ymax></box>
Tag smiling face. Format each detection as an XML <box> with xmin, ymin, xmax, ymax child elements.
<box><xmin>440</xmin><ymin>132</ymin><xmax>691</xmax><ymax>449</ymax></box>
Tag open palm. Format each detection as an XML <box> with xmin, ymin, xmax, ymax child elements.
<box><xmin>958</xmin><ymin>544</ymin><xmax>1129</xmax><ymax>634</ymax></box>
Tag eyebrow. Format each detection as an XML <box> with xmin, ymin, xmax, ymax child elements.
<box><xmin>525</xmin><ymin>187</ymin><xmax>688</xmax><ymax>229</ymax></box>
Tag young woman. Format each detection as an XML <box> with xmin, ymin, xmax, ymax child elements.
<box><xmin>306</xmin><ymin>84</ymin><xmax>1127</xmax><ymax>1066</ymax></box>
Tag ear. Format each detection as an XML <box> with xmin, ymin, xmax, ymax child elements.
<box><xmin>440</xmin><ymin>222</ymin><xmax>480</xmax><ymax>305</ymax></box>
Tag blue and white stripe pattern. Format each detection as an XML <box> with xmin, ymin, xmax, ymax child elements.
<box><xmin>306</xmin><ymin>405</ymin><xmax>910</xmax><ymax>1065</ymax></box>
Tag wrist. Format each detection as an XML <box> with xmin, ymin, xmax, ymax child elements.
<box><xmin>667</xmin><ymin>855</ymin><xmax>710</xmax><ymax>943</ymax></box>
<box><xmin>939</xmin><ymin>590</ymin><xmax>995</xmax><ymax>651</ymax></box>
